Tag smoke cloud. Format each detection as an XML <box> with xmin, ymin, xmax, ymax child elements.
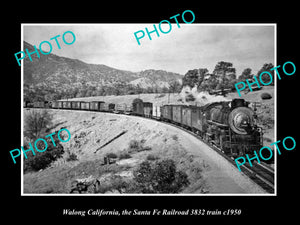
<box><xmin>180</xmin><ymin>86</ymin><xmax>229</xmax><ymax>106</ymax></box>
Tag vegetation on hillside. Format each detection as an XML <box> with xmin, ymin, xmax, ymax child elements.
<box><xmin>23</xmin><ymin>110</ymin><xmax>65</xmax><ymax>173</ymax></box>
<box><xmin>182</xmin><ymin>61</ymin><xmax>275</xmax><ymax>94</ymax></box>
<box><xmin>24</xmin><ymin>54</ymin><xmax>274</xmax><ymax>102</ymax></box>
<box><xmin>132</xmin><ymin>159</ymin><xmax>189</xmax><ymax>193</ymax></box>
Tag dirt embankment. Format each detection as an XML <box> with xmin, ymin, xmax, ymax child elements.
<box><xmin>23</xmin><ymin>109</ymin><xmax>266</xmax><ymax>194</ymax></box>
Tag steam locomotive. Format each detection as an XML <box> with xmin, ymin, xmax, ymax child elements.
<box><xmin>160</xmin><ymin>99</ymin><xmax>262</xmax><ymax>156</ymax></box>
<box><xmin>25</xmin><ymin>98</ymin><xmax>263</xmax><ymax>157</ymax></box>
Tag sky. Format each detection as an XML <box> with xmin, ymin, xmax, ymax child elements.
<box><xmin>23</xmin><ymin>24</ymin><xmax>275</xmax><ymax>75</ymax></box>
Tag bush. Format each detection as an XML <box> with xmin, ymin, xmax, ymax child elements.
<box><xmin>172</xmin><ymin>134</ymin><xmax>178</xmax><ymax>141</ymax></box>
<box><xmin>66</xmin><ymin>152</ymin><xmax>78</xmax><ymax>161</ymax></box>
<box><xmin>24</xmin><ymin>136</ymin><xmax>64</xmax><ymax>172</ymax></box>
<box><xmin>261</xmin><ymin>92</ymin><xmax>272</xmax><ymax>100</ymax></box>
<box><xmin>133</xmin><ymin>159</ymin><xmax>190</xmax><ymax>193</ymax></box>
<box><xmin>106</xmin><ymin>153</ymin><xmax>118</xmax><ymax>159</ymax></box>
<box><xmin>146</xmin><ymin>154</ymin><xmax>159</xmax><ymax>161</ymax></box>
<box><xmin>128</xmin><ymin>140</ymin><xmax>141</xmax><ymax>151</ymax></box>
<box><xmin>128</xmin><ymin>139</ymin><xmax>150</xmax><ymax>153</ymax></box>
<box><xmin>119</xmin><ymin>152</ymin><xmax>132</xmax><ymax>160</ymax></box>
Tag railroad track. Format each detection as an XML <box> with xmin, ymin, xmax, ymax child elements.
<box><xmin>28</xmin><ymin>107</ymin><xmax>275</xmax><ymax>193</ymax></box>
<box><xmin>151</xmin><ymin>119</ymin><xmax>275</xmax><ymax>194</ymax></box>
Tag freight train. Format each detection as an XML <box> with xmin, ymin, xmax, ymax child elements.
<box><xmin>24</xmin><ymin>98</ymin><xmax>263</xmax><ymax>157</ymax></box>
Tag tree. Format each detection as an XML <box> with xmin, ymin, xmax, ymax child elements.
<box><xmin>239</xmin><ymin>68</ymin><xmax>254</xmax><ymax>81</ymax></box>
<box><xmin>96</xmin><ymin>86</ymin><xmax>105</xmax><ymax>96</ymax></box>
<box><xmin>213</xmin><ymin>61</ymin><xmax>236</xmax><ymax>78</ymax></box>
<box><xmin>257</xmin><ymin>63</ymin><xmax>275</xmax><ymax>85</ymax></box>
<box><xmin>169</xmin><ymin>80</ymin><xmax>182</xmax><ymax>94</ymax></box>
<box><xmin>24</xmin><ymin>110</ymin><xmax>53</xmax><ymax>140</ymax></box>
<box><xmin>162</xmin><ymin>86</ymin><xmax>169</xmax><ymax>93</ymax></box>
<box><xmin>182</xmin><ymin>68</ymin><xmax>208</xmax><ymax>88</ymax></box>
<box><xmin>199</xmin><ymin>74</ymin><xmax>218</xmax><ymax>92</ymax></box>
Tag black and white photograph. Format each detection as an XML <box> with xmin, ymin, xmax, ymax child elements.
<box><xmin>21</xmin><ymin>24</ymin><xmax>275</xmax><ymax>195</ymax></box>
<box><xmin>3</xmin><ymin>4</ymin><xmax>298</xmax><ymax>224</ymax></box>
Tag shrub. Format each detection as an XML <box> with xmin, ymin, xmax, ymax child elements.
<box><xmin>172</xmin><ymin>134</ymin><xmax>178</xmax><ymax>141</ymax></box>
<box><xmin>261</xmin><ymin>92</ymin><xmax>272</xmax><ymax>100</ymax></box>
<box><xmin>133</xmin><ymin>159</ymin><xmax>190</xmax><ymax>193</ymax></box>
<box><xmin>106</xmin><ymin>153</ymin><xmax>118</xmax><ymax>159</ymax></box>
<box><xmin>146</xmin><ymin>154</ymin><xmax>159</xmax><ymax>161</ymax></box>
<box><xmin>119</xmin><ymin>152</ymin><xmax>132</xmax><ymax>160</ymax></box>
<box><xmin>66</xmin><ymin>152</ymin><xmax>78</xmax><ymax>162</ymax></box>
<box><xmin>128</xmin><ymin>139</ymin><xmax>150</xmax><ymax>153</ymax></box>
<box><xmin>128</xmin><ymin>140</ymin><xmax>141</xmax><ymax>151</ymax></box>
<box><xmin>24</xmin><ymin>136</ymin><xmax>64</xmax><ymax>172</ymax></box>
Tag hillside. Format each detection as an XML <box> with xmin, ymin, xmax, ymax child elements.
<box><xmin>23</xmin><ymin>109</ymin><xmax>265</xmax><ymax>194</ymax></box>
<box><xmin>23</xmin><ymin>41</ymin><xmax>183</xmax><ymax>100</ymax></box>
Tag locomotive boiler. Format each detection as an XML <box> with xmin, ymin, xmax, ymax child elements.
<box><xmin>202</xmin><ymin>99</ymin><xmax>262</xmax><ymax>156</ymax></box>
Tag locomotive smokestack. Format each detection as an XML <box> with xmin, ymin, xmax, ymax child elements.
<box><xmin>231</xmin><ymin>99</ymin><xmax>247</xmax><ymax>109</ymax></box>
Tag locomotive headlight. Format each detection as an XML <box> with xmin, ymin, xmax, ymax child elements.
<box><xmin>228</xmin><ymin>107</ymin><xmax>255</xmax><ymax>134</ymax></box>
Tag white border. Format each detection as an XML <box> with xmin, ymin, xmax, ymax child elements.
<box><xmin>21</xmin><ymin>23</ymin><xmax>277</xmax><ymax>196</ymax></box>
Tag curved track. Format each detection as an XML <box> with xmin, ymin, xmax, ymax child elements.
<box><xmin>27</xmin><ymin>107</ymin><xmax>275</xmax><ymax>193</ymax></box>
<box><xmin>156</xmin><ymin>118</ymin><xmax>275</xmax><ymax>193</ymax></box>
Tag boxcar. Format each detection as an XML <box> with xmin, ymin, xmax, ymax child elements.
<box><xmin>124</xmin><ymin>104</ymin><xmax>133</xmax><ymax>114</ymax></box>
<box><xmin>52</xmin><ymin>101</ymin><xmax>62</xmax><ymax>109</ymax></box>
<box><xmin>143</xmin><ymin>102</ymin><xmax>153</xmax><ymax>118</ymax></box>
<box><xmin>172</xmin><ymin>105</ymin><xmax>182</xmax><ymax>124</ymax></box>
<box><xmin>33</xmin><ymin>101</ymin><xmax>44</xmax><ymax>108</ymax></box>
<box><xmin>80</xmin><ymin>102</ymin><xmax>90</xmax><ymax>111</ymax></box>
<box><xmin>182</xmin><ymin>106</ymin><xmax>192</xmax><ymax>128</ymax></box>
<box><xmin>102</xmin><ymin>103</ymin><xmax>115</xmax><ymax>112</ymax></box>
<box><xmin>191</xmin><ymin>106</ymin><xmax>205</xmax><ymax>133</ymax></box>
<box><xmin>62</xmin><ymin>101</ymin><xmax>72</xmax><ymax>109</ymax></box>
<box><xmin>115</xmin><ymin>103</ymin><xmax>126</xmax><ymax>113</ymax></box>
<box><xmin>90</xmin><ymin>101</ymin><xmax>104</xmax><ymax>111</ymax></box>
<box><xmin>160</xmin><ymin>105</ymin><xmax>173</xmax><ymax>121</ymax></box>
<box><xmin>152</xmin><ymin>105</ymin><xmax>161</xmax><ymax>118</ymax></box>
<box><xmin>132</xmin><ymin>100</ymin><xmax>144</xmax><ymax>116</ymax></box>
<box><xmin>71</xmin><ymin>101</ymin><xmax>81</xmax><ymax>110</ymax></box>
<box><xmin>99</xmin><ymin>102</ymin><xmax>106</xmax><ymax>111</ymax></box>
<box><xmin>102</xmin><ymin>103</ymin><xmax>109</xmax><ymax>111</ymax></box>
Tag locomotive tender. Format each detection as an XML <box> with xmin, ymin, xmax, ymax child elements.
<box><xmin>25</xmin><ymin>98</ymin><xmax>262</xmax><ymax>157</ymax></box>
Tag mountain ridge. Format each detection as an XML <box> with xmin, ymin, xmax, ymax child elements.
<box><xmin>23</xmin><ymin>41</ymin><xmax>183</xmax><ymax>88</ymax></box>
